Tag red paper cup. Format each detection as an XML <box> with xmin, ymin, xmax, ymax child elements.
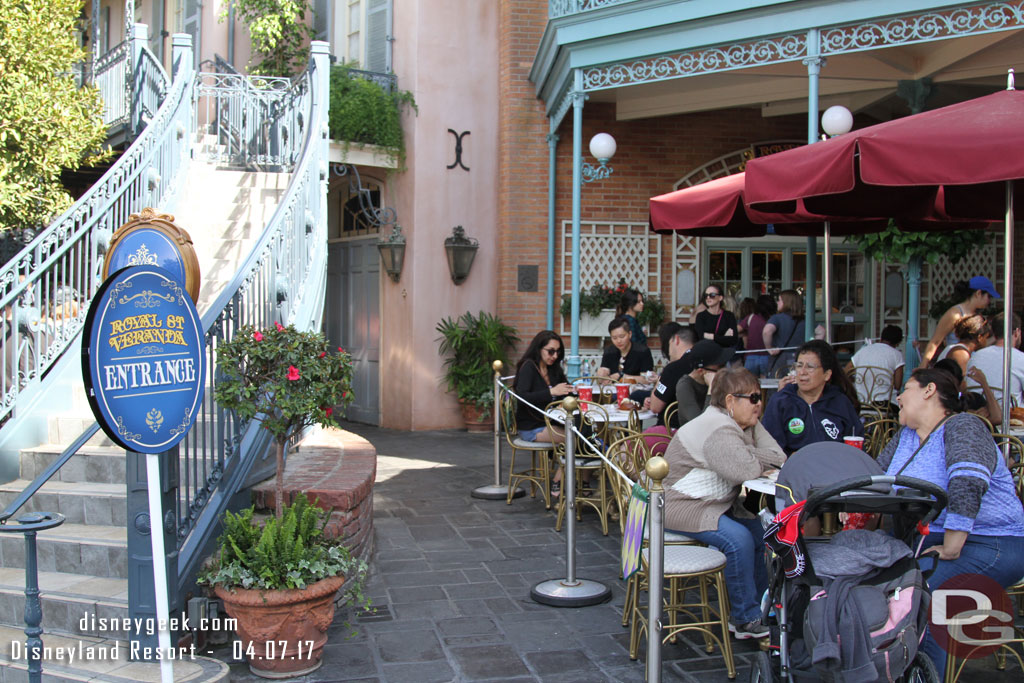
<box><xmin>577</xmin><ymin>385</ymin><xmax>592</xmax><ymax>409</ymax></box>
<box><xmin>615</xmin><ymin>383</ymin><xmax>629</xmax><ymax>403</ymax></box>
<box><xmin>844</xmin><ymin>436</ymin><xmax>865</xmax><ymax>450</ymax></box>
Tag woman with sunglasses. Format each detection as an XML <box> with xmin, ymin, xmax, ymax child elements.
<box><xmin>513</xmin><ymin>331</ymin><xmax>575</xmax><ymax>444</ymax></box>
<box><xmin>689</xmin><ymin>285</ymin><xmax>739</xmax><ymax>348</ymax></box>
<box><xmin>663</xmin><ymin>366</ymin><xmax>786</xmax><ymax>640</ymax></box>
<box><xmin>761</xmin><ymin>340</ymin><xmax>862</xmax><ymax>455</ymax></box>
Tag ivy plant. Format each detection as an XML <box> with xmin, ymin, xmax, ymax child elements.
<box><xmin>0</xmin><ymin>0</ymin><xmax>110</xmax><ymax>235</ymax></box>
<box><xmin>224</xmin><ymin>0</ymin><xmax>313</xmax><ymax>77</ymax></box>
<box><xmin>214</xmin><ymin>323</ymin><xmax>354</xmax><ymax>517</ymax></box>
<box><xmin>329</xmin><ymin>64</ymin><xmax>417</xmax><ymax>168</ymax></box>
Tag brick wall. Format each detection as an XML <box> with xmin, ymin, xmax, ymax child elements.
<box><xmin>496</xmin><ymin>2</ymin><xmax>807</xmax><ymax>363</ymax></box>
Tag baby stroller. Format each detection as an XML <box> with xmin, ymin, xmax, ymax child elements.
<box><xmin>751</xmin><ymin>442</ymin><xmax>948</xmax><ymax>683</ymax></box>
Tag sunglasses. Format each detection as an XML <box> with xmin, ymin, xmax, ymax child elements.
<box><xmin>730</xmin><ymin>392</ymin><xmax>761</xmax><ymax>404</ymax></box>
<box><xmin>541</xmin><ymin>347</ymin><xmax>560</xmax><ymax>356</ymax></box>
<box><xmin>704</xmin><ymin>292</ymin><xmax>721</xmax><ymax>299</ymax></box>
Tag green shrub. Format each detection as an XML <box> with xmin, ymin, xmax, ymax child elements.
<box><xmin>328</xmin><ymin>65</ymin><xmax>416</xmax><ymax>167</ymax></box>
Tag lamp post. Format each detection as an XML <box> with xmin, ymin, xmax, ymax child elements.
<box><xmin>377</xmin><ymin>224</ymin><xmax>406</xmax><ymax>283</ymax></box>
<box><xmin>818</xmin><ymin>105</ymin><xmax>853</xmax><ymax>343</ymax></box>
<box><xmin>567</xmin><ymin>127</ymin><xmax>617</xmax><ymax>379</ymax></box>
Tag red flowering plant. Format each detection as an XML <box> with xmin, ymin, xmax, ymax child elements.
<box><xmin>214</xmin><ymin>322</ymin><xmax>354</xmax><ymax>517</ymax></box>
<box><xmin>559</xmin><ymin>277</ymin><xmax>629</xmax><ymax>318</ymax></box>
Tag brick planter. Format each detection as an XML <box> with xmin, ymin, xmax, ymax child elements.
<box><xmin>252</xmin><ymin>427</ymin><xmax>376</xmax><ymax>561</ymax></box>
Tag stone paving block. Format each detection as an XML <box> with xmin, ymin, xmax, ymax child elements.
<box><xmin>436</xmin><ymin>616</ymin><xmax>499</xmax><ymax>637</ymax></box>
<box><xmin>386</xmin><ymin>585</ymin><xmax>445</xmax><ymax>603</ymax></box>
<box><xmin>389</xmin><ymin>599</ymin><xmax>460</xmax><ymax>621</ymax></box>
<box><xmin>442</xmin><ymin>582</ymin><xmax>506</xmax><ymax>600</ymax></box>
<box><xmin>318</xmin><ymin>639</ymin><xmax>378</xmax><ymax>677</ymax></box>
<box><xmin>448</xmin><ymin>644</ymin><xmax>531</xmax><ymax>680</ymax></box>
<box><xmin>377</xmin><ymin>661</ymin><xmax>455</xmax><ymax>682</ymax></box>
<box><xmin>383</xmin><ymin>569</ymin><xmax>466</xmax><ymax>588</ymax></box>
<box><xmin>374</xmin><ymin>628</ymin><xmax>444</xmax><ymax>663</ymax></box>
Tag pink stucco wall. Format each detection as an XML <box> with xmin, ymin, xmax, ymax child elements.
<box><xmin>383</xmin><ymin>0</ymin><xmax>500</xmax><ymax>429</ymax></box>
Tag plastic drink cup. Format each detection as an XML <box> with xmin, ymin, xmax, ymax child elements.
<box><xmin>844</xmin><ymin>436</ymin><xmax>865</xmax><ymax>450</ymax></box>
<box><xmin>577</xmin><ymin>385</ymin><xmax>592</xmax><ymax>410</ymax></box>
<box><xmin>615</xmin><ymin>383</ymin><xmax>629</xmax><ymax>403</ymax></box>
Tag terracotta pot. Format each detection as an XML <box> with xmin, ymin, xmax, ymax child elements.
<box><xmin>458</xmin><ymin>399</ymin><xmax>494</xmax><ymax>432</ymax></box>
<box><xmin>214</xmin><ymin>574</ymin><xmax>345</xmax><ymax>679</ymax></box>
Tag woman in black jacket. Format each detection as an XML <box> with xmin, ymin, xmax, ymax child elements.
<box><xmin>513</xmin><ymin>330</ymin><xmax>575</xmax><ymax>443</ymax></box>
<box><xmin>689</xmin><ymin>284</ymin><xmax>739</xmax><ymax>348</ymax></box>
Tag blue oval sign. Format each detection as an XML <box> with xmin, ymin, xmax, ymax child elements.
<box><xmin>82</xmin><ymin>266</ymin><xmax>206</xmax><ymax>453</ymax></box>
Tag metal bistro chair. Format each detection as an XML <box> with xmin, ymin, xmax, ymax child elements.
<box><xmin>547</xmin><ymin>400</ymin><xmax>615</xmax><ymax>535</ymax></box>
<box><xmin>993</xmin><ymin>432</ymin><xmax>1024</xmax><ymax>467</ymax></box>
<box><xmin>854</xmin><ymin>365</ymin><xmax>898</xmax><ymax>419</ymax></box>
<box><xmin>863</xmin><ymin>417</ymin><xmax>900</xmax><ymax>459</ymax></box>
<box><xmin>500</xmin><ymin>387</ymin><xmax>556</xmax><ymax>508</ymax></box>
<box><xmin>662</xmin><ymin>400</ymin><xmax>679</xmax><ymax>433</ymax></box>
<box><xmin>622</xmin><ymin>477</ymin><xmax>735</xmax><ymax>675</ymax></box>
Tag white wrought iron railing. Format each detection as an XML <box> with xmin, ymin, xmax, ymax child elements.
<box><xmin>0</xmin><ymin>35</ymin><xmax>184</xmax><ymax>428</ymax></box>
<box><xmin>93</xmin><ymin>39</ymin><xmax>131</xmax><ymax>128</ymax></box>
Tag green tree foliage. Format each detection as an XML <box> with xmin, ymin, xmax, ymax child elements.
<box><xmin>227</xmin><ymin>0</ymin><xmax>314</xmax><ymax>77</ymax></box>
<box><xmin>0</xmin><ymin>0</ymin><xmax>109</xmax><ymax>234</ymax></box>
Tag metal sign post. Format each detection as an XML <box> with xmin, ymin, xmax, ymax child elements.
<box><xmin>146</xmin><ymin>453</ymin><xmax>174</xmax><ymax>683</ymax></box>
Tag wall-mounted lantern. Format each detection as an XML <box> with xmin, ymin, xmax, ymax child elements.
<box><xmin>444</xmin><ymin>225</ymin><xmax>478</xmax><ymax>285</ymax></box>
<box><xmin>377</xmin><ymin>224</ymin><xmax>406</xmax><ymax>282</ymax></box>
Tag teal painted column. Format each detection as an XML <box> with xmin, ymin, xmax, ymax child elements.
<box><xmin>803</xmin><ymin>28</ymin><xmax>823</xmax><ymax>342</ymax></box>
<box><xmin>546</xmin><ymin>130</ymin><xmax>559</xmax><ymax>330</ymax></box>
<box><xmin>905</xmin><ymin>256</ymin><xmax>922</xmax><ymax>372</ymax></box>
<box><xmin>568</xmin><ymin>70</ymin><xmax>585</xmax><ymax>379</ymax></box>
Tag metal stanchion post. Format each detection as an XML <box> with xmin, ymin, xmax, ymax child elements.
<box><xmin>646</xmin><ymin>456</ymin><xmax>668</xmax><ymax>683</ymax></box>
<box><xmin>473</xmin><ymin>361</ymin><xmax>524</xmax><ymax>500</ymax></box>
<box><xmin>531</xmin><ymin>396</ymin><xmax>611</xmax><ymax>606</ymax></box>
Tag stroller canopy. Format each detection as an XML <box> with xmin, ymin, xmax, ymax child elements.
<box><xmin>774</xmin><ymin>442</ymin><xmax>883</xmax><ymax>512</ymax></box>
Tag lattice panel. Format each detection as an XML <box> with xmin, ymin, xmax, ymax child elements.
<box><xmin>672</xmin><ymin>234</ymin><xmax>700</xmax><ymax>321</ymax></box>
<box><xmin>559</xmin><ymin>222</ymin><xmax>660</xmax><ymax>334</ymax></box>
<box><xmin>920</xmin><ymin>240</ymin><xmax>1000</xmax><ymax>335</ymax></box>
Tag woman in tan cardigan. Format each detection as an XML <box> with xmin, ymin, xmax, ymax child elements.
<box><xmin>663</xmin><ymin>366</ymin><xmax>786</xmax><ymax>640</ymax></box>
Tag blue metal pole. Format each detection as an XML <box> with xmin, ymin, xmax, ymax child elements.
<box><xmin>547</xmin><ymin>130</ymin><xmax>559</xmax><ymax>330</ymax></box>
<box><xmin>906</xmin><ymin>256</ymin><xmax>922</xmax><ymax>372</ymax></box>
<box><xmin>568</xmin><ymin>70</ymin><xmax>585</xmax><ymax>379</ymax></box>
<box><xmin>24</xmin><ymin>530</ymin><xmax>42</xmax><ymax>683</ymax></box>
<box><xmin>804</xmin><ymin>29</ymin><xmax>823</xmax><ymax>342</ymax></box>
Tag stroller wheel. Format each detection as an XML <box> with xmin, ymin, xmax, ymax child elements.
<box><xmin>900</xmin><ymin>652</ymin><xmax>940</xmax><ymax>683</ymax></box>
<box><xmin>749</xmin><ymin>650</ymin><xmax>776</xmax><ymax>683</ymax></box>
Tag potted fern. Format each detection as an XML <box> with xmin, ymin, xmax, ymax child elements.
<box><xmin>436</xmin><ymin>311</ymin><xmax>518</xmax><ymax>431</ymax></box>
<box><xmin>199</xmin><ymin>494</ymin><xmax>369</xmax><ymax>678</ymax></box>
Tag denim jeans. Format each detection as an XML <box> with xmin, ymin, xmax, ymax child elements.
<box><xmin>676</xmin><ymin>513</ymin><xmax>768</xmax><ymax>624</ymax></box>
<box><xmin>744</xmin><ymin>354</ymin><xmax>772</xmax><ymax>378</ymax></box>
<box><xmin>917</xmin><ymin>532</ymin><xmax>1024</xmax><ymax>673</ymax></box>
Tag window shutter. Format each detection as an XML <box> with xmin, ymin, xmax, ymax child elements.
<box><xmin>365</xmin><ymin>0</ymin><xmax>391</xmax><ymax>72</ymax></box>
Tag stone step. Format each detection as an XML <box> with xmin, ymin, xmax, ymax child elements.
<box><xmin>0</xmin><ymin>522</ymin><xmax>126</xmax><ymax>579</ymax></box>
<box><xmin>0</xmin><ymin>480</ymin><xmax>126</xmax><ymax>527</ymax></box>
<box><xmin>47</xmin><ymin>415</ymin><xmax>116</xmax><ymax>449</ymax></box>
<box><xmin>0</xmin><ymin>626</ymin><xmax>229</xmax><ymax>683</ymax></box>
<box><xmin>0</xmin><ymin>568</ymin><xmax>128</xmax><ymax>640</ymax></box>
<box><xmin>19</xmin><ymin>446</ymin><xmax>126</xmax><ymax>485</ymax></box>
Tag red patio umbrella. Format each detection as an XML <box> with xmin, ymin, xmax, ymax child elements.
<box><xmin>744</xmin><ymin>83</ymin><xmax>1018</xmax><ymax>428</ymax></box>
<box><xmin>649</xmin><ymin>174</ymin><xmax>979</xmax><ymax>340</ymax></box>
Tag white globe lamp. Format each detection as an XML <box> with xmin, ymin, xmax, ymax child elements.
<box><xmin>589</xmin><ymin>133</ymin><xmax>617</xmax><ymax>162</ymax></box>
<box><xmin>821</xmin><ymin>105</ymin><xmax>854</xmax><ymax>137</ymax></box>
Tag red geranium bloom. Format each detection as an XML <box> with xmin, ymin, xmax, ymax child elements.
<box><xmin>338</xmin><ymin>346</ymin><xmax>345</xmax><ymax>354</ymax></box>
<box><xmin>275</xmin><ymin>321</ymin><xmax>285</xmax><ymax>332</ymax></box>
<box><xmin>252</xmin><ymin>331</ymin><xmax>263</xmax><ymax>341</ymax></box>
<box><xmin>319</xmin><ymin>351</ymin><xmax>326</xmax><ymax>358</ymax></box>
<box><xmin>286</xmin><ymin>365</ymin><xmax>300</xmax><ymax>381</ymax></box>
<box><xmin>324</xmin><ymin>406</ymin><xmax>333</xmax><ymax>417</ymax></box>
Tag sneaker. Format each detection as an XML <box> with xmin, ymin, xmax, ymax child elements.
<box><xmin>729</xmin><ymin>619</ymin><xmax>769</xmax><ymax>640</ymax></box>
<box><xmin>550</xmin><ymin>482</ymin><xmax>561</xmax><ymax>498</ymax></box>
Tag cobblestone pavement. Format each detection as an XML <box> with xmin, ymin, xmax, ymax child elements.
<box><xmin>215</xmin><ymin>424</ymin><xmax>1024</xmax><ymax>682</ymax></box>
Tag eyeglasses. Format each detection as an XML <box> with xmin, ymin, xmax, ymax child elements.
<box><xmin>793</xmin><ymin>362</ymin><xmax>821</xmax><ymax>372</ymax></box>
<box><xmin>704</xmin><ymin>292</ymin><xmax>721</xmax><ymax>299</ymax></box>
<box><xmin>731</xmin><ymin>392</ymin><xmax>761</xmax><ymax>404</ymax></box>
<box><xmin>541</xmin><ymin>347</ymin><xmax>560</xmax><ymax>356</ymax></box>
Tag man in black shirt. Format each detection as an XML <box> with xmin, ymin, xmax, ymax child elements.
<box><xmin>646</xmin><ymin>323</ymin><xmax>695</xmax><ymax>425</ymax></box>
<box><xmin>598</xmin><ymin>315</ymin><xmax>654</xmax><ymax>382</ymax></box>
<box><xmin>649</xmin><ymin>336</ymin><xmax>733</xmax><ymax>427</ymax></box>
